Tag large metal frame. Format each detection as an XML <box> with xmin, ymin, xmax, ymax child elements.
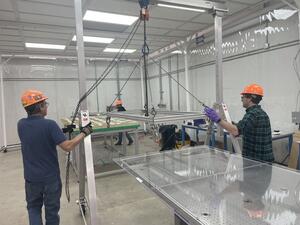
<box><xmin>110</xmin><ymin>2</ymin><xmax>226</xmax><ymax>121</ymax></box>
<box><xmin>108</xmin><ymin>110</ymin><xmax>206</xmax><ymax>123</ymax></box>
<box><xmin>74</xmin><ymin>0</ymin><xmax>99</xmax><ymax>224</ymax></box>
<box><xmin>72</xmin><ymin>1</ymin><xmax>227</xmax><ymax>224</ymax></box>
<box><xmin>115</xmin><ymin>146</ymin><xmax>300</xmax><ymax>225</ymax></box>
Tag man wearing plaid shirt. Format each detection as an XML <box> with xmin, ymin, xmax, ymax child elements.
<box><xmin>204</xmin><ymin>84</ymin><xmax>274</xmax><ymax>162</ymax></box>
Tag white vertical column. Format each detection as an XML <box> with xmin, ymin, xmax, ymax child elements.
<box><xmin>214</xmin><ymin>12</ymin><xmax>224</xmax><ymax>103</ymax></box>
<box><xmin>0</xmin><ymin>56</ymin><xmax>7</xmax><ymax>150</ymax></box>
<box><xmin>74</xmin><ymin>0</ymin><xmax>99</xmax><ymax>224</ymax></box>
<box><xmin>168</xmin><ymin>57</ymin><xmax>173</xmax><ymax>110</ymax></box>
<box><xmin>184</xmin><ymin>47</ymin><xmax>191</xmax><ymax>112</ymax></box>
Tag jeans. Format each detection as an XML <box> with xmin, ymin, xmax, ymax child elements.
<box><xmin>25</xmin><ymin>178</ymin><xmax>62</xmax><ymax>225</ymax></box>
<box><xmin>117</xmin><ymin>132</ymin><xmax>133</xmax><ymax>144</ymax></box>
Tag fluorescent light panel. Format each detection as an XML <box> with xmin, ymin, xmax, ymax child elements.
<box><xmin>104</xmin><ymin>48</ymin><xmax>136</xmax><ymax>53</ymax></box>
<box><xmin>72</xmin><ymin>35</ymin><xmax>114</xmax><ymax>44</ymax></box>
<box><xmin>83</xmin><ymin>10</ymin><xmax>138</xmax><ymax>26</ymax></box>
<box><xmin>158</xmin><ymin>3</ymin><xmax>205</xmax><ymax>12</ymax></box>
<box><xmin>25</xmin><ymin>43</ymin><xmax>65</xmax><ymax>50</ymax></box>
<box><xmin>172</xmin><ymin>50</ymin><xmax>182</xmax><ymax>54</ymax></box>
<box><xmin>29</xmin><ymin>56</ymin><xmax>57</xmax><ymax>60</ymax></box>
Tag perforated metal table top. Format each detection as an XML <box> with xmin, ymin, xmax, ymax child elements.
<box><xmin>115</xmin><ymin>146</ymin><xmax>300</xmax><ymax>225</ymax></box>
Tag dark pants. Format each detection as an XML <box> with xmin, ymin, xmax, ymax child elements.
<box><xmin>25</xmin><ymin>178</ymin><xmax>62</xmax><ymax>225</ymax></box>
<box><xmin>117</xmin><ymin>132</ymin><xmax>133</xmax><ymax>144</ymax></box>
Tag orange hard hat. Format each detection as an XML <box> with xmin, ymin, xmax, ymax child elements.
<box><xmin>21</xmin><ymin>89</ymin><xmax>48</xmax><ymax>107</ymax></box>
<box><xmin>241</xmin><ymin>84</ymin><xmax>264</xmax><ymax>96</ymax></box>
<box><xmin>114</xmin><ymin>99</ymin><xmax>123</xmax><ymax>106</ymax></box>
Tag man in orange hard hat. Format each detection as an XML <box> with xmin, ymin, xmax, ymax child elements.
<box><xmin>114</xmin><ymin>99</ymin><xmax>133</xmax><ymax>145</ymax></box>
<box><xmin>18</xmin><ymin>89</ymin><xmax>93</xmax><ymax>225</ymax></box>
<box><xmin>204</xmin><ymin>84</ymin><xmax>274</xmax><ymax>162</ymax></box>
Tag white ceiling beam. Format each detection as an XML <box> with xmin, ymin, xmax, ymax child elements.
<box><xmin>156</xmin><ymin>0</ymin><xmax>227</xmax><ymax>12</ymax></box>
<box><xmin>149</xmin><ymin>0</ymin><xmax>283</xmax><ymax>59</ymax></box>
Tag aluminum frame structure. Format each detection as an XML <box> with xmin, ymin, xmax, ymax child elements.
<box><xmin>72</xmin><ymin>1</ymin><xmax>228</xmax><ymax>224</ymax></box>
<box><xmin>110</xmin><ymin>1</ymin><xmax>227</xmax><ymax>122</ymax></box>
<box><xmin>0</xmin><ymin>56</ymin><xmax>7</xmax><ymax>152</ymax></box>
<box><xmin>115</xmin><ymin>146</ymin><xmax>300</xmax><ymax>225</ymax></box>
<box><xmin>108</xmin><ymin>110</ymin><xmax>206</xmax><ymax>123</ymax></box>
<box><xmin>73</xmin><ymin>0</ymin><xmax>99</xmax><ymax>224</ymax></box>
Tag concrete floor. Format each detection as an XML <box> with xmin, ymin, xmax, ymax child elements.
<box><xmin>0</xmin><ymin>133</ymin><xmax>174</xmax><ymax>225</ymax></box>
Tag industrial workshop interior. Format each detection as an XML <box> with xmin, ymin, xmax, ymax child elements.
<box><xmin>3</xmin><ymin>0</ymin><xmax>300</xmax><ymax>224</ymax></box>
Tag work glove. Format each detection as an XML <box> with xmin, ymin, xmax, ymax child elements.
<box><xmin>204</xmin><ymin>107</ymin><xmax>221</xmax><ymax>123</ymax></box>
<box><xmin>80</xmin><ymin>122</ymin><xmax>93</xmax><ymax>137</ymax></box>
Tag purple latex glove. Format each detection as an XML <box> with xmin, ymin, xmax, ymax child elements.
<box><xmin>204</xmin><ymin>107</ymin><xmax>221</xmax><ymax>123</ymax></box>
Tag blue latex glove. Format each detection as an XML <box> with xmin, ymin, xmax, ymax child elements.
<box><xmin>204</xmin><ymin>107</ymin><xmax>221</xmax><ymax>123</ymax></box>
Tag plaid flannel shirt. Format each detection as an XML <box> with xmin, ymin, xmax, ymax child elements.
<box><xmin>237</xmin><ymin>105</ymin><xmax>274</xmax><ymax>162</ymax></box>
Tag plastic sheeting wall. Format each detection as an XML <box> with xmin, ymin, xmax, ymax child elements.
<box><xmin>148</xmin><ymin>55</ymin><xmax>186</xmax><ymax>111</ymax></box>
<box><xmin>148</xmin><ymin>12</ymin><xmax>299</xmax><ymax>131</ymax></box>
<box><xmin>2</xmin><ymin>59</ymin><xmax>142</xmax><ymax>145</ymax></box>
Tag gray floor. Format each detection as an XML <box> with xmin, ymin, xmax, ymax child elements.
<box><xmin>0</xmin><ymin>133</ymin><xmax>174</xmax><ymax>225</ymax></box>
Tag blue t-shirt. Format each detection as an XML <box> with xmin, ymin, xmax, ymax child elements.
<box><xmin>17</xmin><ymin>115</ymin><xmax>67</xmax><ymax>182</ymax></box>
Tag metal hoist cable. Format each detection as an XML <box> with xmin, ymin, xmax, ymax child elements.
<box><xmin>64</xmin><ymin>18</ymin><xmax>142</xmax><ymax>202</ymax></box>
<box><xmin>149</xmin><ymin>57</ymin><xmax>208</xmax><ymax>108</ymax></box>
<box><xmin>106</xmin><ymin>60</ymin><xmax>141</xmax><ymax>127</ymax></box>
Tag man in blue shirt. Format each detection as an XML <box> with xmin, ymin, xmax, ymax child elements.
<box><xmin>18</xmin><ymin>89</ymin><xmax>93</xmax><ymax>225</ymax></box>
<box><xmin>204</xmin><ymin>84</ymin><xmax>274</xmax><ymax>162</ymax></box>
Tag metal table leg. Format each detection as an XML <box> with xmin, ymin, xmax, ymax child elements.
<box><xmin>182</xmin><ymin>126</ymin><xmax>186</xmax><ymax>146</ymax></box>
<box><xmin>134</xmin><ymin>129</ymin><xmax>139</xmax><ymax>155</ymax></box>
<box><xmin>122</xmin><ymin>132</ymin><xmax>126</xmax><ymax>155</ymax></box>
<box><xmin>174</xmin><ymin>213</ymin><xmax>188</xmax><ymax>225</ymax></box>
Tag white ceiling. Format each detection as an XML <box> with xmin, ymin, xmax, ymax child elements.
<box><xmin>0</xmin><ymin>0</ymin><xmax>295</xmax><ymax>59</ymax></box>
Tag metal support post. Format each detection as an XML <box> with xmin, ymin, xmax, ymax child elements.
<box><xmin>116</xmin><ymin>61</ymin><xmax>121</xmax><ymax>99</ymax></box>
<box><xmin>122</xmin><ymin>132</ymin><xmax>126</xmax><ymax>155</ymax></box>
<box><xmin>74</xmin><ymin>0</ymin><xmax>99</xmax><ymax>224</ymax></box>
<box><xmin>168</xmin><ymin>57</ymin><xmax>173</xmax><ymax>110</ymax></box>
<box><xmin>159</xmin><ymin>60</ymin><xmax>163</xmax><ymax>104</ymax></box>
<box><xmin>177</xmin><ymin>54</ymin><xmax>180</xmax><ymax>111</ymax></box>
<box><xmin>299</xmin><ymin>11</ymin><xmax>300</xmax><ymax>42</ymax></box>
<box><xmin>174</xmin><ymin>213</ymin><xmax>188</xmax><ymax>225</ymax></box>
<box><xmin>0</xmin><ymin>56</ymin><xmax>7</xmax><ymax>152</ymax></box>
<box><xmin>214</xmin><ymin>12</ymin><xmax>224</xmax><ymax>104</ymax></box>
<box><xmin>94</xmin><ymin>61</ymin><xmax>100</xmax><ymax>112</ymax></box>
<box><xmin>184</xmin><ymin>47</ymin><xmax>191</xmax><ymax>112</ymax></box>
<box><xmin>134</xmin><ymin>129</ymin><xmax>139</xmax><ymax>155</ymax></box>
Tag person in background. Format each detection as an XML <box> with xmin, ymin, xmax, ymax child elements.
<box><xmin>114</xmin><ymin>99</ymin><xmax>133</xmax><ymax>146</ymax></box>
<box><xmin>18</xmin><ymin>89</ymin><xmax>93</xmax><ymax>225</ymax></box>
<box><xmin>204</xmin><ymin>84</ymin><xmax>274</xmax><ymax>163</ymax></box>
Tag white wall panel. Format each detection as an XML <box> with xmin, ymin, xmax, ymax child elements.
<box><xmin>3</xmin><ymin>59</ymin><xmax>141</xmax><ymax>145</ymax></box>
<box><xmin>119</xmin><ymin>80</ymin><xmax>142</xmax><ymax>109</ymax></box>
<box><xmin>148</xmin><ymin>78</ymin><xmax>159</xmax><ymax>107</ymax></box>
<box><xmin>162</xmin><ymin>76</ymin><xmax>169</xmax><ymax>107</ymax></box>
<box><xmin>0</xmin><ymin>81</ymin><xmax>4</xmax><ymax>147</ymax></box>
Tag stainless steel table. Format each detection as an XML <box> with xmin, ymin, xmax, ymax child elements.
<box><xmin>115</xmin><ymin>146</ymin><xmax>300</xmax><ymax>225</ymax></box>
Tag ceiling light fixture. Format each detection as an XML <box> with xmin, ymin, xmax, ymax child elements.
<box><xmin>72</xmin><ymin>35</ymin><xmax>114</xmax><ymax>44</ymax></box>
<box><xmin>83</xmin><ymin>10</ymin><xmax>138</xmax><ymax>26</ymax></box>
<box><xmin>104</xmin><ymin>48</ymin><xmax>136</xmax><ymax>53</ymax></box>
<box><xmin>171</xmin><ymin>50</ymin><xmax>183</xmax><ymax>54</ymax></box>
<box><xmin>29</xmin><ymin>56</ymin><xmax>57</xmax><ymax>60</ymax></box>
<box><xmin>25</xmin><ymin>43</ymin><xmax>66</xmax><ymax>50</ymax></box>
<box><xmin>157</xmin><ymin>3</ymin><xmax>205</xmax><ymax>12</ymax></box>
